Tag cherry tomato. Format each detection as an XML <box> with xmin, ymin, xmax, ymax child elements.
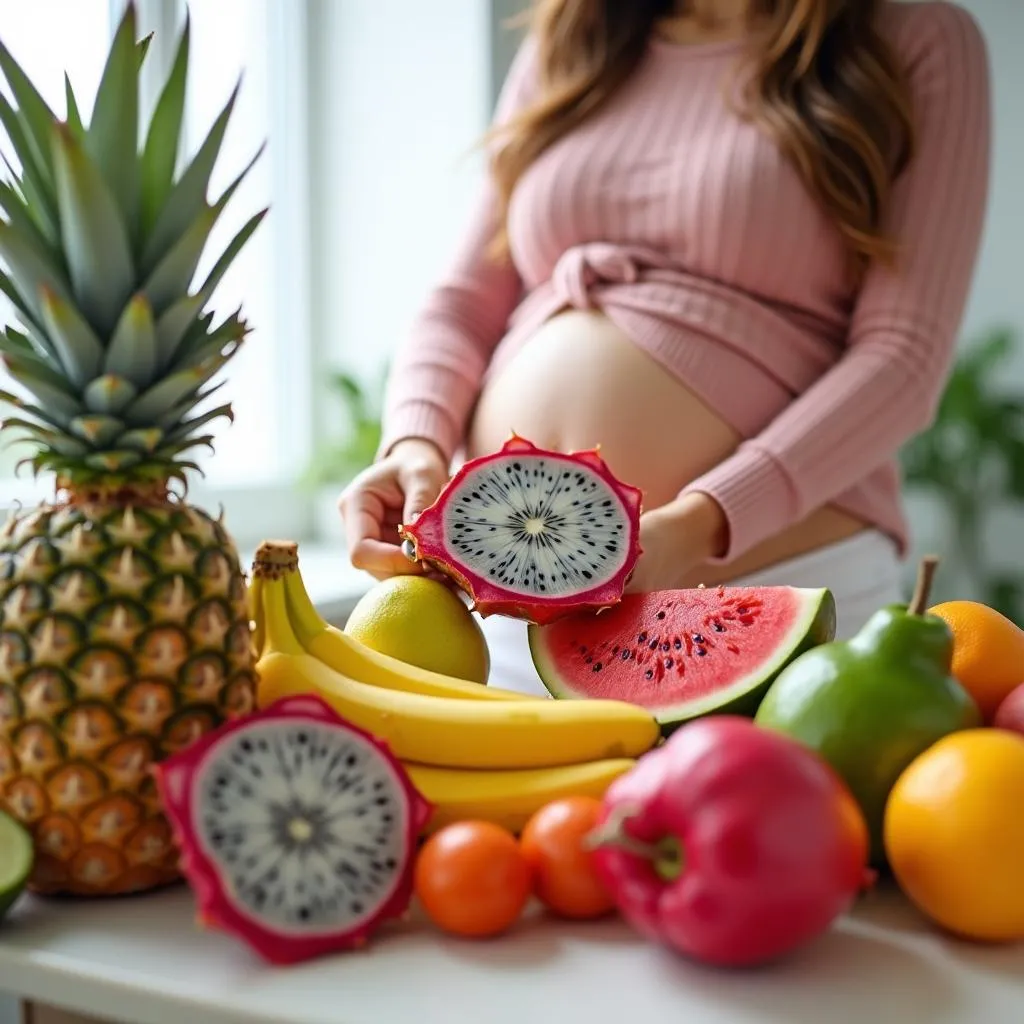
<box><xmin>414</xmin><ymin>820</ymin><xmax>532</xmax><ymax>938</ymax></box>
<box><xmin>520</xmin><ymin>796</ymin><xmax>616</xmax><ymax>920</ymax></box>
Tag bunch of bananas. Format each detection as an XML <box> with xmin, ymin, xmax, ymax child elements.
<box><xmin>249</xmin><ymin>540</ymin><xmax>658</xmax><ymax>835</ymax></box>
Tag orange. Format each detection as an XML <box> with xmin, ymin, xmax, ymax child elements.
<box><xmin>883</xmin><ymin>728</ymin><xmax>1024</xmax><ymax>942</ymax></box>
<box><xmin>520</xmin><ymin>796</ymin><xmax>616</xmax><ymax>920</ymax></box>
<box><xmin>414</xmin><ymin>820</ymin><xmax>532</xmax><ymax>938</ymax></box>
<box><xmin>927</xmin><ymin>600</ymin><xmax>1024</xmax><ymax>721</ymax></box>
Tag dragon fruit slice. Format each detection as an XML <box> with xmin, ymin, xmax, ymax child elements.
<box><xmin>398</xmin><ymin>435</ymin><xmax>643</xmax><ymax>625</ymax></box>
<box><xmin>152</xmin><ymin>694</ymin><xmax>431</xmax><ymax>966</ymax></box>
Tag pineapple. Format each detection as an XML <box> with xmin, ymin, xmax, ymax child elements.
<box><xmin>0</xmin><ymin>5</ymin><xmax>265</xmax><ymax>895</ymax></box>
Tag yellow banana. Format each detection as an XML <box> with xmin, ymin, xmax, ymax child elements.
<box><xmin>271</xmin><ymin>546</ymin><xmax>534</xmax><ymax>703</ymax></box>
<box><xmin>255</xmin><ymin>575</ymin><xmax>660</xmax><ymax>770</ymax></box>
<box><xmin>403</xmin><ymin>759</ymin><xmax>635</xmax><ymax>836</ymax></box>
<box><xmin>247</xmin><ymin>573</ymin><xmax>266</xmax><ymax>659</ymax></box>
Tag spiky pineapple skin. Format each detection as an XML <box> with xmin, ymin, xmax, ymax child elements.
<box><xmin>0</xmin><ymin>497</ymin><xmax>255</xmax><ymax>896</ymax></box>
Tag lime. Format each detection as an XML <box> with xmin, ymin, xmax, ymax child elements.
<box><xmin>0</xmin><ymin>809</ymin><xmax>33</xmax><ymax>919</ymax></box>
<box><xmin>345</xmin><ymin>576</ymin><xmax>490</xmax><ymax>683</ymax></box>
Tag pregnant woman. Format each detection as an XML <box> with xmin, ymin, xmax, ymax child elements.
<box><xmin>339</xmin><ymin>0</ymin><xmax>991</xmax><ymax>695</ymax></box>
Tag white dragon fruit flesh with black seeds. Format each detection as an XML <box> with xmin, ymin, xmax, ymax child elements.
<box><xmin>153</xmin><ymin>695</ymin><xmax>430</xmax><ymax>965</ymax></box>
<box><xmin>399</xmin><ymin>436</ymin><xmax>643</xmax><ymax>625</ymax></box>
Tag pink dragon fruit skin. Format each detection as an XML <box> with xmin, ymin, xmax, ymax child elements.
<box><xmin>399</xmin><ymin>435</ymin><xmax>644</xmax><ymax>626</ymax></box>
<box><xmin>152</xmin><ymin>695</ymin><xmax>432</xmax><ymax>966</ymax></box>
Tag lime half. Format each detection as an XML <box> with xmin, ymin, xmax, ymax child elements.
<box><xmin>0</xmin><ymin>810</ymin><xmax>33</xmax><ymax>919</ymax></box>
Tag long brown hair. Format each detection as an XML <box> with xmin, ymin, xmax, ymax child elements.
<box><xmin>488</xmin><ymin>0</ymin><xmax>915</xmax><ymax>281</ymax></box>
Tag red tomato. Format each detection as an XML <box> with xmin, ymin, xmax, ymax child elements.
<box><xmin>520</xmin><ymin>796</ymin><xmax>616</xmax><ymax>919</ymax></box>
<box><xmin>414</xmin><ymin>820</ymin><xmax>532</xmax><ymax>938</ymax></box>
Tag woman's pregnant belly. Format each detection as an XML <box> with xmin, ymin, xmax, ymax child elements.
<box><xmin>465</xmin><ymin>309</ymin><xmax>865</xmax><ymax>585</ymax></box>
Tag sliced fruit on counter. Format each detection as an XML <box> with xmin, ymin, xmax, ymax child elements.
<box><xmin>344</xmin><ymin>575</ymin><xmax>491</xmax><ymax>685</ymax></box>
<box><xmin>927</xmin><ymin>599</ymin><xmax>1024</xmax><ymax>722</ymax></box>
<box><xmin>152</xmin><ymin>694</ymin><xmax>431</xmax><ymax>965</ymax></box>
<box><xmin>529</xmin><ymin>584</ymin><xmax>836</xmax><ymax>730</ymax></box>
<box><xmin>586</xmin><ymin>716</ymin><xmax>870</xmax><ymax>967</ymax></box>
<box><xmin>993</xmin><ymin>681</ymin><xmax>1024</xmax><ymax>736</ymax></box>
<box><xmin>251</xmin><ymin>541</ymin><xmax>532</xmax><ymax>702</ymax></box>
<box><xmin>884</xmin><ymin>728</ymin><xmax>1024</xmax><ymax>943</ymax></box>
<box><xmin>520</xmin><ymin>796</ymin><xmax>616</xmax><ymax>921</ymax></box>
<box><xmin>414</xmin><ymin>820</ymin><xmax>533</xmax><ymax>938</ymax></box>
<box><xmin>755</xmin><ymin>556</ymin><xmax>981</xmax><ymax>866</ymax></box>
<box><xmin>253</xmin><ymin>568</ymin><xmax>661</xmax><ymax>770</ymax></box>
<box><xmin>398</xmin><ymin>434</ymin><xmax>644</xmax><ymax>626</ymax></box>
<box><xmin>0</xmin><ymin>810</ymin><xmax>34</xmax><ymax>920</ymax></box>
<box><xmin>404</xmin><ymin>759</ymin><xmax>636</xmax><ymax>837</ymax></box>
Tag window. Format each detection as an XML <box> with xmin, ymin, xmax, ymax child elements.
<box><xmin>0</xmin><ymin>0</ymin><xmax>311</xmax><ymax>545</ymax></box>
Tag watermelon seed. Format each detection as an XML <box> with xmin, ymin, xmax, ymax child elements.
<box><xmin>612</xmin><ymin>645</ymin><xmax>619</xmax><ymax>655</ymax></box>
<box><xmin>673</xmin><ymin>638</ymin><xmax>682</xmax><ymax>650</ymax></box>
<box><xmin>638</xmin><ymin>632</ymin><xmax>647</xmax><ymax>643</ymax></box>
<box><xmin>695</xmin><ymin>647</ymin><xmax>707</xmax><ymax>657</ymax></box>
<box><xmin>656</xmin><ymin>611</ymin><xmax>666</xmax><ymax>620</ymax></box>
<box><xmin>648</xmin><ymin>639</ymin><xmax>658</xmax><ymax>650</ymax></box>
<box><xmin>585</xmin><ymin>656</ymin><xmax>593</xmax><ymax>664</ymax></box>
<box><xmin>664</xmin><ymin>658</ymin><xmax>673</xmax><ymax>668</ymax></box>
<box><xmin>692</xmin><ymin>633</ymin><xmax>705</xmax><ymax>644</ymax></box>
<box><xmin>712</xmin><ymin>621</ymin><xmax>726</xmax><ymax>632</ymax></box>
<box><xmin>621</xmin><ymin>649</ymin><xmax>630</xmax><ymax>660</ymax></box>
<box><xmin>593</xmin><ymin>662</ymin><xmax>602</xmax><ymax>672</ymax></box>
<box><xmin>644</xmin><ymin>669</ymin><xmax>654</xmax><ymax>680</ymax></box>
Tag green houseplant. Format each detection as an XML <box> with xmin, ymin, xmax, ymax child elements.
<box><xmin>900</xmin><ymin>326</ymin><xmax>1024</xmax><ymax>623</ymax></box>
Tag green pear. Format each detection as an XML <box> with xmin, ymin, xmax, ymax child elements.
<box><xmin>755</xmin><ymin>556</ymin><xmax>981</xmax><ymax>865</ymax></box>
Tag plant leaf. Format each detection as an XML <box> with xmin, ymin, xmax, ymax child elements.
<box><xmin>2</xmin><ymin>354</ymin><xmax>82</xmax><ymax>419</ymax></box>
<box><xmin>40</xmin><ymin>285</ymin><xmax>105</xmax><ymax>386</ymax></box>
<box><xmin>0</xmin><ymin>38</ymin><xmax>57</xmax><ymax>185</ymax></box>
<box><xmin>0</xmin><ymin>388</ymin><xmax>70</xmax><ymax>430</ymax></box>
<box><xmin>52</xmin><ymin>123</ymin><xmax>135</xmax><ymax>337</ymax></box>
<box><xmin>69</xmin><ymin>414</ymin><xmax>124</xmax><ymax>446</ymax></box>
<box><xmin>140</xmin><ymin>77</ymin><xmax>241</xmax><ymax>275</ymax></box>
<box><xmin>85</xmin><ymin>2</ymin><xmax>139</xmax><ymax>239</ymax></box>
<box><xmin>83</xmin><ymin>375</ymin><xmax>138</xmax><ymax>415</ymax></box>
<box><xmin>136</xmin><ymin>32</ymin><xmax>153</xmax><ymax>70</ymax></box>
<box><xmin>64</xmin><ymin>74</ymin><xmax>84</xmax><ymax>139</ymax></box>
<box><xmin>0</xmin><ymin>219</ymin><xmax>72</xmax><ymax>326</ymax></box>
<box><xmin>162</xmin><ymin>401</ymin><xmax>233</xmax><ymax>443</ymax></box>
<box><xmin>140</xmin><ymin>205</ymin><xmax>217</xmax><ymax>314</ymax></box>
<box><xmin>104</xmin><ymin>293</ymin><xmax>158</xmax><ymax>387</ymax></box>
<box><xmin>1</xmin><ymin>417</ymin><xmax>89</xmax><ymax>456</ymax></box>
<box><xmin>119</xmin><ymin>427</ymin><xmax>163</xmax><ymax>452</ymax></box>
<box><xmin>0</xmin><ymin>179</ymin><xmax>60</xmax><ymax>266</ymax></box>
<box><xmin>0</xmin><ymin>328</ymin><xmax>59</xmax><ymax>379</ymax></box>
<box><xmin>0</xmin><ymin>95</ymin><xmax>59</xmax><ymax>238</ymax></box>
<box><xmin>153</xmin><ymin>294</ymin><xmax>203</xmax><ymax>370</ymax></box>
<box><xmin>140</xmin><ymin>13</ymin><xmax>190</xmax><ymax>236</ymax></box>
<box><xmin>194</xmin><ymin>206</ymin><xmax>267</xmax><ymax>303</ymax></box>
<box><xmin>85</xmin><ymin>449</ymin><xmax>142</xmax><ymax>472</ymax></box>
<box><xmin>172</xmin><ymin>309</ymin><xmax>247</xmax><ymax>368</ymax></box>
<box><xmin>122</xmin><ymin>362</ymin><xmax>223</xmax><ymax>425</ymax></box>
<box><xmin>154</xmin><ymin>379</ymin><xmax>227</xmax><ymax>430</ymax></box>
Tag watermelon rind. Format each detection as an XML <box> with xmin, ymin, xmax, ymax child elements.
<box><xmin>528</xmin><ymin>587</ymin><xmax>836</xmax><ymax>731</ymax></box>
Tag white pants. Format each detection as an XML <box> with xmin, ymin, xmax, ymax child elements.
<box><xmin>476</xmin><ymin>529</ymin><xmax>906</xmax><ymax>697</ymax></box>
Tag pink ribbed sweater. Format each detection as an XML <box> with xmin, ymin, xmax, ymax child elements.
<box><xmin>380</xmin><ymin>0</ymin><xmax>991</xmax><ymax>563</ymax></box>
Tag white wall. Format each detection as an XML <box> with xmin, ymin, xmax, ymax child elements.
<box><xmin>308</xmin><ymin>0</ymin><xmax>493</xmax><ymax>438</ymax></box>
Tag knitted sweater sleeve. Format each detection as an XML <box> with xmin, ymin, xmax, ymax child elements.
<box><xmin>377</xmin><ymin>39</ymin><xmax>538</xmax><ymax>463</ymax></box>
<box><xmin>680</xmin><ymin>2</ymin><xmax>992</xmax><ymax>563</ymax></box>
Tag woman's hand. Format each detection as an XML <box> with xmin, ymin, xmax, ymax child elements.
<box><xmin>624</xmin><ymin>493</ymin><xmax>730</xmax><ymax>594</ymax></box>
<box><xmin>337</xmin><ymin>438</ymin><xmax>450</xmax><ymax>580</ymax></box>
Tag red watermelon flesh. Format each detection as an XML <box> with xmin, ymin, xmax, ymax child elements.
<box><xmin>527</xmin><ymin>586</ymin><xmax>836</xmax><ymax>729</ymax></box>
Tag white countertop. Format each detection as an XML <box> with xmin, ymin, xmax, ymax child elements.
<box><xmin>0</xmin><ymin>881</ymin><xmax>1020</xmax><ymax>1024</ymax></box>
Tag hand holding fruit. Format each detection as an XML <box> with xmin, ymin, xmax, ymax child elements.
<box><xmin>625</xmin><ymin>493</ymin><xmax>729</xmax><ymax>594</ymax></box>
<box><xmin>338</xmin><ymin>438</ymin><xmax>451</xmax><ymax>580</ymax></box>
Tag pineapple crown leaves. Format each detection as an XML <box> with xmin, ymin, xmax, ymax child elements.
<box><xmin>0</xmin><ymin>1</ymin><xmax>267</xmax><ymax>494</ymax></box>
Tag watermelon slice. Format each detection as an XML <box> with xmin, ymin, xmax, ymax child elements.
<box><xmin>527</xmin><ymin>585</ymin><xmax>836</xmax><ymax>731</ymax></box>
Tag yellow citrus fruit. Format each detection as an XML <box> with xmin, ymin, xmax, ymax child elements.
<box><xmin>883</xmin><ymin>728</ymin><xmax>1024</xmax><ymax>942</ymax></box>
<box><xmin>927</xmin><ymin>600</ymin><xmax>1024</xmax><ymax>721</ymax></box>
<box><xmin>344</xmin><ymin>575</ymin><xmax>490</xmax><ymax>683</ymax></box>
